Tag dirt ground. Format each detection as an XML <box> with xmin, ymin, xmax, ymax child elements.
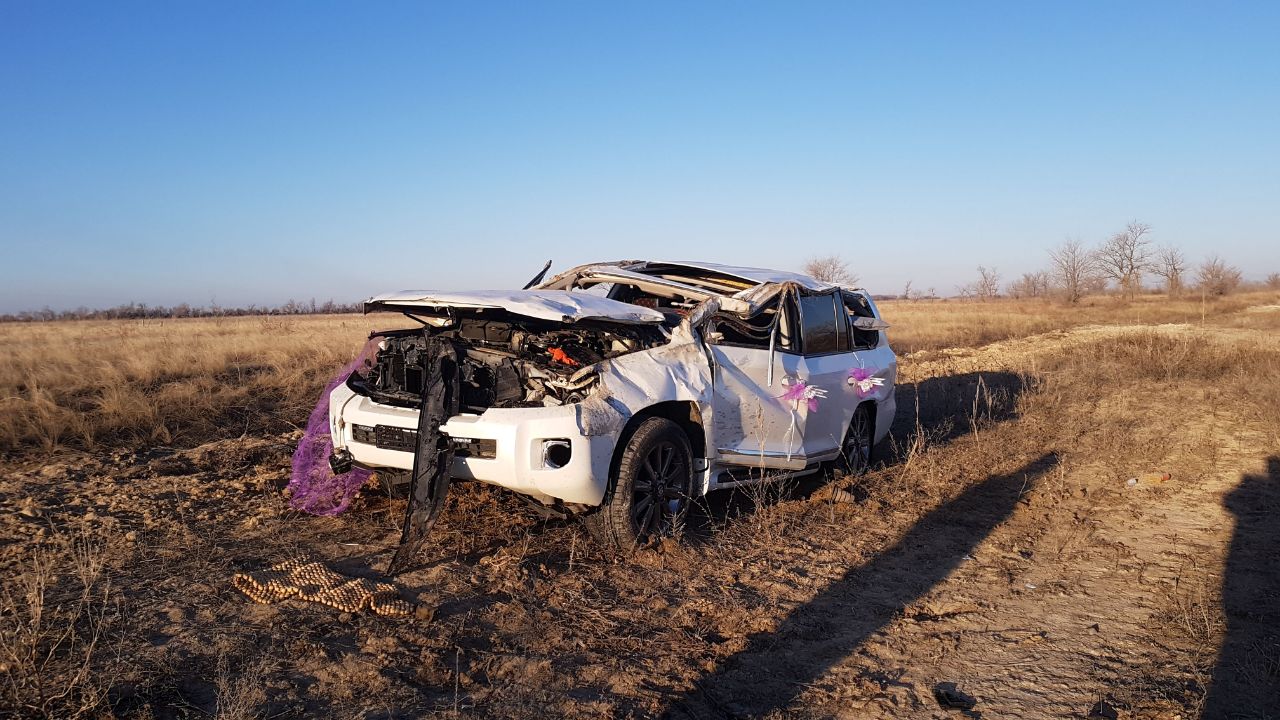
<box><xmin>3</xmin><ymin>320</ymin><xmax>1278</xmax><ymax>719</ymax></box>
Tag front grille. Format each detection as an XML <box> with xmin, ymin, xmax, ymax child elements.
<box><xmin>350</xmin><ymin>423</ymin><xmax>494</xmax><ymax>458</ymax></box>
<box><xmin>375</xmin><ymin>425</ymin><xmax>418</xmax><ymax>452</ymax></box>
<box><xmin>352</xmin><ymin>424</ymin><xmax>377</xmax><ymax>444</ymax></box>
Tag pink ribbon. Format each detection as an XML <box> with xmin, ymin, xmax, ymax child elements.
<box><xmin>780</xmin><ymin>380</ymin><xmax>826</xmax><ymax>412</ymax></box>
<box><xmin>848</xmin><ymin>367</ymin><xmax>884</xmax><ymax>399</ymax></box>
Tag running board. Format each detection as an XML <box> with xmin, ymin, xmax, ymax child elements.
<box><xmin>715</xmin><ymin>449</ymin><xmax>807</xmax><ymax>471</ymax></box>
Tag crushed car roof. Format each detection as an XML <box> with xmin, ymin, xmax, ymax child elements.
<box><xmin>364</xmin><ymin>290</ymin><xmax>668</xmax><ymax>325</ymax></box>
<box><xmin>535</xmin><ymin>260</ymin><xmax>844</xmax><ymax>315</ymax></box>
<box><xmin>540</xmin><ymin>260</ymin><xmax>835</xmax><ymax>294</ymax></box>
<box><xmin>639</xmin><ymin>260</ymin><xmax>834</xmax><ymax>291</ymax></box>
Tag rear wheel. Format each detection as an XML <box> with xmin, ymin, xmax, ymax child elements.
<box><xmin>587</xmin><ymin>417</ymin><xmax>693</xmax><ymax>553</ymax></box>
<box><xmin>835</xmin><ymin>403</ymin><xmax>874</xmax><ymax>477</ymax></box>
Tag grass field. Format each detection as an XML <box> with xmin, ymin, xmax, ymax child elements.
<box><xmin>3</xmin><ymin>292</ymin><xmax>1279</xmax><ymax>718</ymax></box>
<box><xmin>4</xmin><ymin>291</ymin><xmax>1277</xmax><ymax>457</ymax></box>
<box><xmin>0</xmin><ymin>315</ymin><xmax>383</xmax><ymax>454</ymax></box>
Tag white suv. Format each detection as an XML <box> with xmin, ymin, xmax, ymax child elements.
<box><xmin>328</xmin><ymin>260</ymin><xmax>896</xmax><ymax>551</ymax></box>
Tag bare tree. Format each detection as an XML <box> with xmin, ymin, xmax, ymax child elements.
<box><xmin>1096</xmin><ymin>221</ymin><xmax>1154</xmax><ymax>297</ymax></box>
<box><xmin>1265</xmin><ymin>272</ymin><xmax>1280</xmax><ymax>290</ymax></box>
<box><xmin>1048</xmin><ymin>239</ymin><xmax>1098</xmax><ymax>304</ymax></box>
<box><xmin>803</xmin><ymin>255</ymin><xmax>857</xmax><ymax>285</ymax></box>
<box><xmin>1196</xmin><ymin>255</ymin><xmax>1243</xmax><ymax>296</ymax></box>
<box><xmin>902</xmin><ymin>280</ymin><xmax>914</xmax><ymax>300</ymax></box>
<box><xmin>1008</xmin><ymin>271</ymin><xmax>1050</xmax><ymax>299</ymax></box>
<box><xmin>1151</xmin><ymin>245</ymin><xmax>1187</xmax><ymax>297</ymax></box>
<box><xmin>976</xmin><ymin>266</ymin><xmax>1001</xmax><ymax>300</ymax></box>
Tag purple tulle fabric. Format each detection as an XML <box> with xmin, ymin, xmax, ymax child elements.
<box><xmin>287</xmin><ymin>342</ymin><xmax>380</xmax><ymax>516</ymax></box>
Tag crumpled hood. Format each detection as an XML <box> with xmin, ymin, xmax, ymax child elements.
<box><xmin>363</xmin><ymin>289</ymin><xmax>667</xmax><ymax>325</ymax></box>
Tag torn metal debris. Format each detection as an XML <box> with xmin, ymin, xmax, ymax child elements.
<box><xmin>388</xmin><ymin>335</ymin><xmax>460</xmax><ymax>575</ymax></box>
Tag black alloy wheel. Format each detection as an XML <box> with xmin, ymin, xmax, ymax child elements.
<box><xmin>586</xmin><ymin>416</ymin><xmax>693</xmax><ymax>552</ymax></box>
<box><xmin>839</xmin><ymin>403</ymin><xmax>874</xmax><ymax>477</ymax></box>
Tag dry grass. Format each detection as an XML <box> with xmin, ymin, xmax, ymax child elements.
<box><xmin>0</xmin><ymin>315</ymin><xmax>388</xmax><ymax>455</ymax></box>
<box><xmin>879</xmin><ymin>290</ymin><xmax>1280</xmax><ymax>354</ymax></box>
<box><xmin>0</xmin><ymin>532</ymin><xmax>121</xmax><ymax>719</ymax></box>
<box><xmin>4</xmin><ymin>291</ymin><xmax>1280</xmax><ymax>717</ymax></box>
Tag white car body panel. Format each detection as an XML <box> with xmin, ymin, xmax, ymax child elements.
<box><xmin>330</xmin><ymin>382</ymin><xmax>615</xmax><ymax>505</ymax></box>
<box><xmin>329</xmin><ymin>260</ymin><xmax>897</xmax><ymax>508</ymax></box>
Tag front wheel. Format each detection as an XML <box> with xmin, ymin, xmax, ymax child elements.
<box><xmin>586</xmin><ymin>417</ymin><xmax>693</xmax><ymax>553</ymax></box>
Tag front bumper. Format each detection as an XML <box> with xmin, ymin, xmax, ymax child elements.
<box><xmin>328</xmin><ymin>382</ymin><xmax>615</xmax><ymax>506</ymax></box>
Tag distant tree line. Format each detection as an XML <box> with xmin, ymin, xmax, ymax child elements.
<box><xmin>0</xmin><ymin>298</ymin><xmax>364</xmax><ymax>323</ymax></box>
<box><xmin>945</xmin><ymin>221</ymin><xmax>1271</xmax><ymax>303</ymax></box>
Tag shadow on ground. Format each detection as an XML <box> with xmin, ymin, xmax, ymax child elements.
<box><xmin>665</xmin><ymin>452</ymin><xmax>1056</xmax><ymax>719</ymax></box>
<box><xmin>1203</xmin><ymin>456</ymin><xmax>1280</xmax><ymax>718</ymax></box>
<box><xmin>887</xmin><ymin>370</ymin><xmax>1028</xmax><ymax>456</ymax></box>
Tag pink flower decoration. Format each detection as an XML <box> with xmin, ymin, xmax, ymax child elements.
<box><xmin>848</xmin><ymin>367</ymin><xmax>885</xmax><ymax>399</ymax></box>
<box><xmin>780</xmin><ymin>380</ymin><xmax>827</xmax><ymax>412</ymax></box>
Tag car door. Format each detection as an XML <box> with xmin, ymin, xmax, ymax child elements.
<box><xmin>796</xmin><ymin>292</ymin><xmax>856</xmax><ymax>460</ymax></box>
<box><xmin>842</xmin><ymin>289</ymin><xmax>897</xmax><ymax>439</ymax></box>
<box><xmin>708</xmin><ymin>295</ymin><xmax>808</xmax><ymax>469</ymax></box>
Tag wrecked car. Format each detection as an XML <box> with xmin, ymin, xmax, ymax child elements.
<box><xmin>327</xmin><ymin>261</ymin><xmax>896</xmax><ymax>561</ymax></box>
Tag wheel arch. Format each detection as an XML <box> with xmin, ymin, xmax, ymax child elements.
<box><xmin>604</xmin><ymin>401</ymin><xmax>705</xmax><ymax>500</ymax></box>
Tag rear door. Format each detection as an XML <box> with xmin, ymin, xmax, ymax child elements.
<box><xmin>796</xmin><ymin>292</ymin><xmax>857</xmax><ymax>459</ymax></box>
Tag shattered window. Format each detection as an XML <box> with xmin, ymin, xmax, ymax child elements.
<box><xmin>842</xmin><ymin>291</ymin><xmax>879</xmax><ymax>350</ymax></box>
<box><xmin>799</xmin><ymin>293</ymin><xmax>841</xmax><ymax>355</ymax></box>
<box><xmin>711</xmin><ymin>296</ymin><xmax>795</xmax><ymax>351</ymax></box>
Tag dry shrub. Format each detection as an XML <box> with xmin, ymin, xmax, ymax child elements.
<box><xmin>1162</xmin><ymin>568</ymin><xmax>1223</xmax><ymax>649</ymax></box>
<box><xmin>0</xmin><ymin>533</ymin><xmax>121</xmax><ymax>719</ymax></box>
<box><xmin>1012</xmin><ymin>328</ymin><xmax>1280</xmax><ymax>483</ymax></box>
<box><xmin>213</xmin><ymin>649</ymin><xmax>268</xmax><ymax>720</ymax></box>
<box><xmin>1037</xmin><ymin>329</ymin><xmax>1280</xmax><ymax>383</ymax></box>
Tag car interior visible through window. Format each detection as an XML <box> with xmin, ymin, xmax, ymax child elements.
<box><xmin>710</xmin><ymin>295</ymin><xmax>796</xmax><ymax>351</ymax></box>
<box><xmin>842</xmin><ymin>291</ymin><xmax>879</xmax><ymax>350</ymax></box>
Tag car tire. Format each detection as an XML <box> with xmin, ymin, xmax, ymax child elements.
<box><xmin>587</xmin><ymin>417</ymin><xmax>693</xmax><ymax>553</ymax></box>
<box><xmin>834</xmin><ymin>403</ymin><xmax>874</xmax><ymax>477</ymax></box>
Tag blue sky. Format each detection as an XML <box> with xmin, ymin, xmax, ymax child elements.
<box><xmin>1</xmin><ymin>1</ymin><xmax>1277</xmax><ymax>312</ymax></box>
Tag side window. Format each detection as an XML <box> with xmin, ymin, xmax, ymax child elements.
<box><xmin>842</xmin><ymin>291</ymin><xmax>879</xmax><ymax>350</ymax></box>
<box><xmin>710</xmin><ymin>295</ymin><xmax>797</xmax><ymax>351</ymax></box>
<box><xmin>798</xmin><ymin>293</ymin><xmax>840</xmax><ymax>355</ymax></box>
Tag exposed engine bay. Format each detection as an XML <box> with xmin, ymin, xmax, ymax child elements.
<box><xmin>348</xmin><ymin>318</ymin><xmax>666</xmax><ymax>413</ymax></box>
